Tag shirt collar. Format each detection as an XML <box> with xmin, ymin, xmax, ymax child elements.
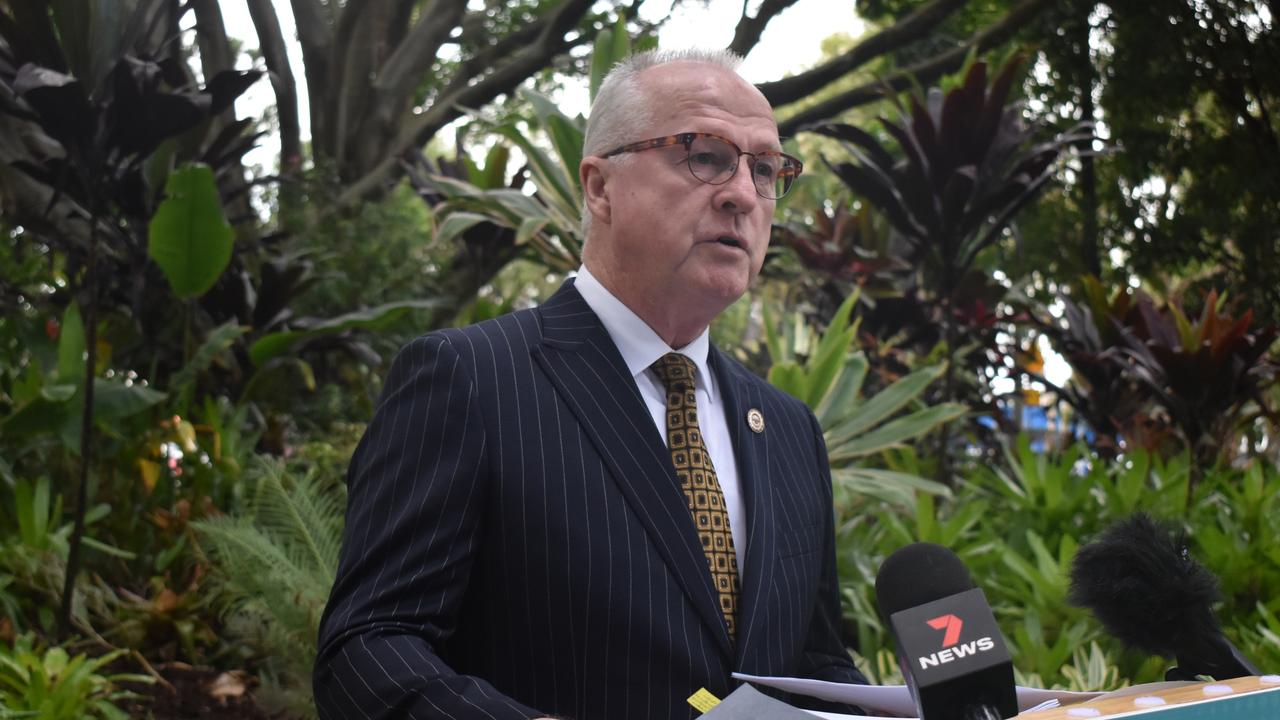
<box><xmin>574</xmin><ymin>265</ymin><xmax>715</xmax><ymax>401</ymax></box>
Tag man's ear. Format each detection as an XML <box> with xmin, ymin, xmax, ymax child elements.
<box><xmin>580</xmin><ymin>156</ymin><xmax>611</xmax><ymax>225</ymax></box>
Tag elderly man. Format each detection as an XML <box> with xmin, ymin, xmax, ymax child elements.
<box><xmin>314</xmin><ymin>48</ymin><xmax>868</xmax><ymax>719</ymax></box>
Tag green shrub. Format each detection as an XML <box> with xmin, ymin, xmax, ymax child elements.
<box><xmin>839</xmin><ymin>434</ymin><xmax>1280</xmax><ymax>689</ymax></box>
<box><xmin>0</xmin><ymin>635</ymin><xmax>150</xmax><ymax>720</ymax></box>
<box><xmin>192</xmin><ymin>458</ymin><xmax>344</xmax><ymax>719</ymax></box>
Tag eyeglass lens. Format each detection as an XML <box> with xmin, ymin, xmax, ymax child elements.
<box><xmin>686</xmin><ymin>135</ymin><xmax>795</xmax><ymax>199</ymax></box>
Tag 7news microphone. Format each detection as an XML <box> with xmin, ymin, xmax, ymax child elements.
<box><xmin>875</xmin><ymin>542</ymin><xmax>1018</xmax><ymax>720</ymax></box>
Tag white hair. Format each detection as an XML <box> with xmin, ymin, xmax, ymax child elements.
<box><xmin>580</xmin><ymin>48</ymin><xmax>747</xmax><ymax>238</ymax></box>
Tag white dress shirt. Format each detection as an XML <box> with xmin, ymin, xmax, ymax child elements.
<box><xmin>574</xmin><ymin>266</ymin><xmax>747</xmax><ymax>572</ymax></box>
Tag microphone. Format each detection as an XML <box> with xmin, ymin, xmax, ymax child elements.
<box><xmin>1068</xmin><ymin>513</ymin><xmax>1261</xmax><ymax>681</ymax></box>
<box><xmin>875</xmin><ymin>543</ymin><xmax>1018</xmax><ymax>720</ymax></box>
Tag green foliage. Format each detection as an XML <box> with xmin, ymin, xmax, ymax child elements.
<box><xmin>420</xmin><ymin>89</ymin><xmax>587</xmax><ymax>274</ymax></box>
<box><xmin>1102</xmin><ymin>0</ymin><xmax>1280</xmax><ymax>322</ymax></box>
<box><xmin>765</xmin><ymin>292</ymin><xmax>964</xmax><ymax>507</ymax></box>
<box><xmin>192</xmin><ymin>459</ymin><xmax>344</xmax><ymax>718</ymax></box>
<box><xmin>839</xmin><ymin>436</ymin><xmax>1280</xmax><ymax>689</ymax></box>
<box><xmin>147</xmin><ymin>164</ymin><xmax>235</xmax><ymax>299</ymax></box>
<box><xmin>248</xmin><ymin>299</ymin><xmax>445</xmax><ymax>368</ymax></box>
<box><xmin>417</xmin><ymin>17</ymin><xmax>641</xmax><ymax>277</ymax></box>
<box><xmin>0</xmin><ymin>635</ymin><xmax>150</xmax><ymax>720</ymax></box>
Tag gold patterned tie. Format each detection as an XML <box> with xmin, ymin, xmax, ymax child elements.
<box><xmin>650</xmin><ymin>352</ymin><xmax>740</xmax><ymax>641</ymax></box>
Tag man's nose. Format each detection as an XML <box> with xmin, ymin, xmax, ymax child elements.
<box><xmin>714</xmin><ymin>161</ymin><xmax>761</xmax><ymax>213</ymax></box>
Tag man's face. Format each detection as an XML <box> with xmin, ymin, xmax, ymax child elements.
<box><xmin>583</xmin><ymin>62</ymin><xmax>781</xmax><ymax>333</ymax></box>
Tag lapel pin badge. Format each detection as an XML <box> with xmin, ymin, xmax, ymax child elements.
<box><xmin>746</xmin><ymin>408</ymin><xmax>765</xmax><ymax>434</ymax></box>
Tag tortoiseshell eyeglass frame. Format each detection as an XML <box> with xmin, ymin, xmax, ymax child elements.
<box><xmin>600</xmin><ymin>132</ymin><xmax>804</xmax><ymax>199</ymax></box>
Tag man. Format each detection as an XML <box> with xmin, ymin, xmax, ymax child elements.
<box><xmin>314</xmin><ymin>48</ymin><xmax>868</xmax><ymax>719</ymax></box>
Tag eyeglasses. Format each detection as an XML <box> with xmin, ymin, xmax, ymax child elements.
<box><xmin>601</xmin><ymin>132</ymin><xmax>803</xmax><ymax>200</ymax></box>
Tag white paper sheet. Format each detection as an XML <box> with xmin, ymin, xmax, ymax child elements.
<box><xmin>731</xmin><ymin>673</ymin><xmax>1103</xmax><ymax>718</ymax></box>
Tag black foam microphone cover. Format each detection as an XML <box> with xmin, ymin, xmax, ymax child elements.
<box><xmin>876</xmin><ymin>542</ymin><xmax>976</xmax><ymax>617</ymax></box>
<box><xmin>1068</xmin><ymin>513</ymin><xmax>1261</xmax><ymax>680</ymax></box>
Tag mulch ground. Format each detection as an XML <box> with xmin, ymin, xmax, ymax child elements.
<box><xmin>119</xmin><ymin>663</ymin><xmax>277</xmax><ymax>719</ymax></box>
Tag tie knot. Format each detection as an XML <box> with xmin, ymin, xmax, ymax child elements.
<box><xmin>650</xmin><ymin>352</ymin><xmax>697</xmax><ymax>392</ymax></box>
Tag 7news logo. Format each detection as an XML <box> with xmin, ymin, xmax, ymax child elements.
<box><xmin>918</xmin><ymin>613</ymin><xmax>995</xmax><ymax>669</ymax></box>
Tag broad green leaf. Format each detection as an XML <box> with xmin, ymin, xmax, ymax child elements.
<box><xmin>434</xmin><ymin>212</ymin><xmax>491</xmax><ymax>246</ymax></box>
<box><xmin>82</xmin><ymin>535</ymin><xmax>138</xmax><ymax>559</ymax></box>
<box><xmin>495</xmin><ymin>125</ymin><xmax>576</xmax><ymax>211</ymax></box>
<box><xmin>516</xmin><ymin>216</ymin><xmax>550</xmax><ymax>247</ymax></box>
<box><xmin>56</xmin><ymin>302</ymin><xmax>86</xmax><ymax>386</ymax></box>
<box><xmin>589</xmin><ymin>27</ymin><xmax>615</xmax><ymax>101</ymax></box>
<box><xmin>832</xmin><ymin>467</ymin><xmax>952</xmax><ymax>503</ymax></box>
<box><xmin>15</xmin><ymin>477</ymin><xmax>51</xmax><ymax>549</ymax></box>
<box><xmin>763</xmin><ymin>302</ymin><xmax>785</xmax><ymax>366</ymax></box>
<box><xmin>1168</xmin><ymin>301</ymin><xmax>1196</xmax><ymax>350</ymax></box>
<box><xmin>610</xmin><ymin>14</ymin><xmax>631</xmax><ymax>65</ymax></box>
<box><xmin>810</xmin><ymin>291</ymin><xmax>860</xmax><ymax>366</ymax></box>
<box><xmin>147</xmin><ymin>163</ymin><xmax>234</xmax><ymax>298</ymax></box>
<box><xmin>249</xmin><ymin>300</ymin><xmax>444</xmax><ymax>367</ymax></box>
<box><xmin>520</xmin><ymin>87</ymin><xmax>572</xmax><ymax>126</ymax></box>
<box><xmin>41</xmin><ymin>384</ymin><xmax>76</xmax><ymax>402</ymax></box>
<box><xmin>815</xmin><ymin>352</ymin><xmax>869</xmax><ymax>428</ymax></box>
<box><xmin>545</xmin><ymin>114</ymin><xmax>584</xmax><ymax>197</ymax></box>
<box><xmin>766</xmin><ymin>363</ymin><xmax>806</xmax><ymax>400</ymax></box>
<box><xmin>426</xmin><ymin>174</ymin><xmax>487</xmax><ymax>199</ymax></box>
<box><xmin>826</xmin><ymin>363</ymin><xmax>947</xmax><ymax>446</ymax></box>
<box><xmin>41</xmin><ymin>647</ymin><xmax>68</xmax><ymax>677</ymax></box>
<box><xmin>829</xmin><ymin>403</ymin><xmax>967</xmax><ymax>461</ymax></box>
<box><xmin>803</xmin><ymin>329</ymin><xmax>854</xmax><ymax>408</ymax></box>
<box><xmin>92</xmin><ymin>379</ymin><xmax>167</xmax><ymax>421</ymax></box>
<box><xmin>482</xmin><ymin>144</ymin><xmax>510</xmax><ymax>190</ymax></box>
<box><xmin>0</xmin><ymin>393</ymin><xmax>70</xmax><ymax>439</ymax></box>
<box><xmin>168</xmin><ymin>321</ymin><xmax>248</xmax><ymax>406</ymax></box>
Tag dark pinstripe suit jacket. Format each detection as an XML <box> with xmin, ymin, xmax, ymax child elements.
<box><xmin>314</xmin><ymin>280</ymin><xmax>867</xmax><ymax>719</ymax></box>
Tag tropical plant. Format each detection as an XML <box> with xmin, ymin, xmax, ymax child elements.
<box><xmin>1037</xmin><ymin>280</ymin><xmax>1279</xmax><ymax>469</ymax></box>
<box><xmin>0</xmin><ymin>634</ymin><xmax>151</xmax><ymax>720</ymax></box>
<box><xmin>1026</xmin><ymin>277</ymin><xmax>1150</xmax><ymax>457</ymax></box>
<box><xmin>1115</xmin><ymin>291</ymin><xmax>1278</xmax><ymax>471</ymax></box>
<box><xmin>192</xmin><ymin>458</ymin><xmax>344</xmax><ymax>718</ymax></box>
<box><xmin>764</xmin><ymin>291</ymin><xmax>967</xmax><ymax>507</ymax></box>
<box><xmin>807</xmin><ymin>54</ymin><xmax>1091</xmax><ymax>479</ymax></box>
<box><xmin>0</xmin><ymin>0</ymin><xmax>263</xmax><ymax>632</ymax></box>
<box><xmin>408</xmin><ymin>15</ymin><xmax>653</xmax><ymax>303</ymax></box>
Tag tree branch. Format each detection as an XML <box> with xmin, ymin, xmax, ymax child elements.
<box><xmin>776</xmin><ymin>0</ymin><xmax>1054</xmax><ymax>137</ymax></box>
<box><xmin>332</xmin><ymin>6</ymin><xmax>384</xmax><ymax>171</ymax></box>
<box><xmin>246</xmin><ymin>0</ymin><xmax>302</xmax><ymax>176</ymax></box>
<box><xmin>388</xmin><ymin>0</ymin><xmax>419</xmax><ymax>50</ymax></box>
<box><xmin>190</xmin><ymin>0</ymin><xmax>235</xmax><ymax>76</ymax></box>
<box><xmin>330</xmin><ymin>0</ymin><xmax>597</xmax><ymax>209</ymax></box>
<box><xmin>727</xmin><ymin>0</ymin><xmax>801</xmax><ymax>57</ymax></box>
<box><xmin>287</xmin><ymin>0</ymin><xmax>332</xmax><ymax>157</ymax></box>
<box><xmin>352</xmin><ymin>0</ymin><xmax>469</xmax><ymax>169</ymax></box>
<box><xmin>375</xmin><ymin>0</ymin><xmax>468</xmax><ymax>107</ymax></box>
<box><xmin>759</xmin><ymin>0</ymin><xmax>968</xmax><ymax>107</ymax></box>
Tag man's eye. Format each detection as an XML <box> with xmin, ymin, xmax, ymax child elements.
<box><xmin>753</xmin><ymin>162</ymin><xmax>777</xmax><ymax>179</ymax></box>
<box><xmin>690</xmin><ymin>152</ymin><xmax>723</xmax><ymax>167</ymax></box>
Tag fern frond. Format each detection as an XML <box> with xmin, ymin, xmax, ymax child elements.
<box><xmin>190</xmin><ymin>455</ymin><xmax>345</xmax><ymax>717</ymax></box>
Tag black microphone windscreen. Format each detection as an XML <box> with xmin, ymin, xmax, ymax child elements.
<box><xmin>876</xmin><ymin>542</ymin><xmax>976</xmax><ymax>618</ymax></box>
<box><xmin>1068</xmin><ymin>513</ymin><xmax>1222</xmax><ymax>659</ymax></box>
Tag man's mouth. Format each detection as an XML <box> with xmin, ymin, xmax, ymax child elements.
<box><xmin>714</xmin><ymin>235</ymin><xmax>743</xmax><ymax>249</ymax></box>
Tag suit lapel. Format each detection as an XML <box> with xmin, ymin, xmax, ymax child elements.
<box><xmin>710</xmin><ymin>348</ymin><xmax>778</xmax><ymax>668</ymax></box>
<box><xmin>531</xmin><ymin>281</ymin><xmax>734</xmax><ymax>658</ymax></box>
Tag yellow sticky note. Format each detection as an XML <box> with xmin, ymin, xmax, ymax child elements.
<box><xmin>687</xmin><ymin>688</ymin><xmax>721</xmax><ymax>713</ymax></box>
